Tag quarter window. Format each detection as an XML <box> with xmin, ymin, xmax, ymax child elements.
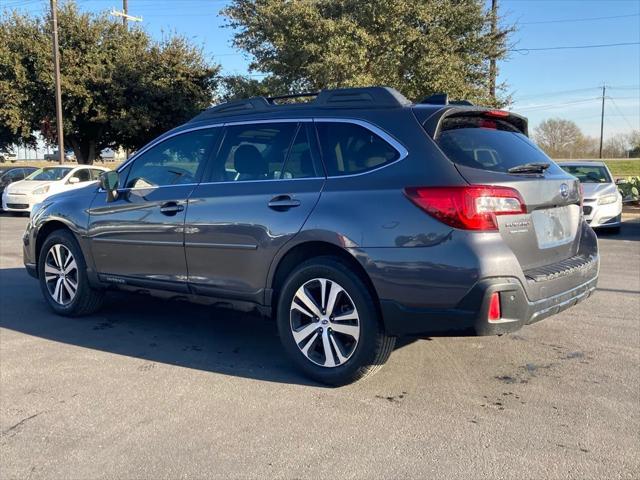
<box><xmin>211</xmin><ymin>123</ymin><xmax>298</xmax><ymax>182</ymax></box>
<box><xmin>316</xmin><ymin>122</ymin><xmax>400</xmax><ymax>176</ymax></box>
<box><xmin>125</xmin><ymin>128</ymin><xmax>218</xmax><ymax>188</ymax></box>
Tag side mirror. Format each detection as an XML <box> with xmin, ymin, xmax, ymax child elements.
<box><xmin>99</xmin><ymin>171</ymin><xmax>120</xmax><ymax>202</ymax></box>
<box><xmin>68</xmin><ymin>176</ymin><xmax>80</xmax><ymax>184</ymax></box>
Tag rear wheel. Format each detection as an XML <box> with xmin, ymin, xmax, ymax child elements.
<box><xmin>38</xmin><ymin>229</ymin><xmax>105</xmax><ymax>316</ymax></box>
<box><xmin>276</xmin><ymin>256</ymin><xmax>395</xmax><ymax>386</ymax></box>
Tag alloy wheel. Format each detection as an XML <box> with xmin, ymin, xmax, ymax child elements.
<box><xmin>44</xmin><ymin>244</ymin><xmax>78</xmax><ymax>305</ymax></box>
<box><xmin>289</xmin><ymin>277</ymin><xmax>360</xmax><ymax>368</ymax></box>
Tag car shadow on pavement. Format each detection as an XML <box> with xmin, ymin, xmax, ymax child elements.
<box><xmin>0</xmin><ymin>268</ymin><xmax>331</xmax><ymax>386</ymax></box>
<box><xmin>596</xmin><ymin>219</ymin><xmax>640</xmax><ymax>241</ymax></box>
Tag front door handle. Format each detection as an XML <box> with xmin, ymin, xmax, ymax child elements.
<box><xmin>268</xmin><ymin>195</ymin><xmax>301</xmax><ymax>211</ymax></box>
<box><xmin>160</xmin><ymin>202</ymin><xmax>185</xmax><ymax>216</ymax></box>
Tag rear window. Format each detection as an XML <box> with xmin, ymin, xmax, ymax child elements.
<box><xmin>435</xmin><ymin>115</ymin><xmax>551</xmax><ymax>173</ymax></box>
<box><xmin>316</xmin><ymin>122</ymin><xmax>400</xmax><ymax>176</ymax></box>
<box><xmin>559</xmin><ymin>165</ymin><xmax>611</xmax><ymax>183</ymax></box>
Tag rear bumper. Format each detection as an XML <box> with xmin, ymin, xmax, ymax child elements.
<box><xmin>380</xmin><ymin>268</ymin><xmax>598</xmax><ymax>337</ymax></box>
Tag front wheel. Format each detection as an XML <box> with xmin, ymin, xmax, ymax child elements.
<box><xmin>276</xmin><ymin>256</ymin><xmax>395</xmax><ymax>386</ymax></box>
<box><xmin>38</xmin><ymin>229</ymin><xmax>105</xmax><ymax>316</ymax></box>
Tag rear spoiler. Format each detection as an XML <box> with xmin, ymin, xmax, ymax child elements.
<box><xmin>417</xmin><ymin>106</ymin><xmax>529</xmax><ymax>138</ymax></box>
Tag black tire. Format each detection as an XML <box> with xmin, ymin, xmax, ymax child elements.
<box><xmin>276</xmin><ymin>256</ymin><xmax>395</xmax><ymax>386</ymax></box>
<box><xmin>38</xmin><ymin>229</ymin><xmax>105</xmax><ymax>316</ymax></box>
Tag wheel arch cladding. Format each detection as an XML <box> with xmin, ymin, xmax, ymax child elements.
<box><xmin>35</xmin><ymin>221</ymin><xmax>73</xmax><ymax>265</ymax></box>
<box><xmin>270</xmin><ymin>241</ymin><xmax>383</xmax><ymax>324</ymax></box>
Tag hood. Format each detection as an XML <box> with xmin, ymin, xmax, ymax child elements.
<box><xmin>44</xmin><ymin>182</ymin><xmax>99</xmax><ymax>203</ymax></box>
<box><xmin>6</xmin><ymin>180</ymin><xmax>52</xmax><ymax>194</ymax></box>
<box><xmin>581</xmin><ymin>182</ymin><xmax>618</xmax><ymax>199</ymax></box>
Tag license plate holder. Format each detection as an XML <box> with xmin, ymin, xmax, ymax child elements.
<box><xmin>531</xmin><ymin>205</ymin><xmax>579</xmax><ymax>249</ymax></box>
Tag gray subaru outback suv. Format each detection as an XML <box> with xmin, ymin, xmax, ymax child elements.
<box><xmin>23</xmin><ymin>87</ymin><xmax>598</xmax><ymax>385</ymax></box>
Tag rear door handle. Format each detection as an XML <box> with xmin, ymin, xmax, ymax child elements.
<box><xmin>160</xmin><ymin>202</ymin><xmax>185</xmax><ymax>216</ymax></box>
<box><xmin>268</xmin><ymin>195</ymin><xmax>301</xmax><ymax>211</ymax></box>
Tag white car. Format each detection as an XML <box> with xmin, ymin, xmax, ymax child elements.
<box><xmin>559</xmin><ymin>161</ymin><xmax>623</xmax><ymax>233</ymax></box>
<box><xmin>2</xmin><ymin>165</ymin><xmax>109</xmax><ymax>213</ymax></box>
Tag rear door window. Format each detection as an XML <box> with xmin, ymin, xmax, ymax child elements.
<box><xmin>210</xmin><ymin>122</ymin><xmax>298</xmax><ymax>182</ymax></box>
<box><xmin>280</xmin><ymin>125</ymin><xmax>321</xmax><ymax>179</ymax></box>
<box><xmin>70</xmin><ymin>168</ymin><xmax>92</xmax><ymax>183</ymax></box>
<box><xmin>435</xmin><ymin>115</ymin><xmax>553</xmax><ymax>173</ymax></box>
<box><xmin>315</xmin><ymin>122</ymin><xmax>400</xmax><ymax>176</ymax></box>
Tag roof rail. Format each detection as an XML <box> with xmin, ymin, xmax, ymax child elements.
<box><xmin>315</xmin><ymin>87</ymin><xmax>411</xmax><ymax>107</ymax></box>
<box><xmin>266</xmin><ymin>92</ymin><xmax>319</xmax><ymax>104</ymax></box>
<box><xmin>189</xmin><ymin>86</ymin><xmax>411</xmax><ymax>122</ymax></box>
<box><xmin>419</xmin><ymin>93</ymin><xmax>474</xmax><ymax>106</ymax></box>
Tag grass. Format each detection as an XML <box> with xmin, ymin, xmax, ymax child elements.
<box><xmin>603</xmin><ymin>160</ymin><xmax>640</xmax><ymax>177</ymax></box>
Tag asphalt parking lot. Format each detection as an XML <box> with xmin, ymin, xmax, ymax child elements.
<box><xmin>1</xmin><ymin>213</ymin><xmax>638</xmax><ymax>480</ymax></box>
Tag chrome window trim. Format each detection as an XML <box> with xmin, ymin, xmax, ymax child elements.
<box><xmin>111</xmin><ymin>117</ymin><xmax>409</xmax><ymax>190</ymax></box>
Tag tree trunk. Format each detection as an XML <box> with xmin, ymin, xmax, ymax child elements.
<box><xmin>69</xmin><ymin>138</ymin><xmax>97</xmax><ymax>165</ymax></box>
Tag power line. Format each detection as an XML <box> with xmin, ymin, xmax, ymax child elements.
<box><xmin>607</xmin><ymin>96</ymin><xmax>638</xmax><ymax>131</ymax></box>
<box><xmin>513</xmin><ymin>97</ymin><xmax>601</xmax><ymax>111</ymax></box>
<box><xmin>520</xmin><ymin>13</ymin><xmax>640</xmax><ymax>25</ymax></box>
<box><xmin>512</xmin><ymin>86</ymin><xmax>640</xmax><ymax>102</ymax></box>
<box><xmin>511</xmin><ymin>41</ymin><xmax>640</xmax><ymax>53</ymax></box>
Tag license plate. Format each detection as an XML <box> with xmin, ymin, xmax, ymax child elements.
<box><xmin>531</xmin><ymin>205</ymin><xmax>580</xmax><ymax>249</ymax></box>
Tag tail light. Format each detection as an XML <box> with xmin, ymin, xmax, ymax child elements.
<box><xmin>488</xmin><ymin>292</ymin><xmax>501</xmax><ymax>322</ymax></box>
<box><xmin>404</xmin><ymin>186</ymin><xmax>526</xmax><ymax>231</ymax></box>
<box><xmin>485</xmin><ymin>110</ymin><xmax>510</xmax><ymax>118</ymax></box>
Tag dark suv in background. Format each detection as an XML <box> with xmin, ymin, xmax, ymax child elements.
<box><xmin>23</xmin><ymin>87</ymin><xmax>598</xmax><ymax>385</ymax></box>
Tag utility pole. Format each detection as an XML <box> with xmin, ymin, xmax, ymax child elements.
<box><xmin>489</xmin><ymin>0</ymin><xmax>498</xmax><ymax>101</ymax></box>
<box><xmin>599</xmin><ymin>85</ymin><xmax>606</xmax><ymax>159</ymax></box>
<box><xmin>122</xmin><ymin>0</ymin><xmax>128</xmax><ymax>29</ymax></box>
<box><xmin>50</xmin><ymin>0</ymin><xmax>64</xmax><ymax>165</ymax></box>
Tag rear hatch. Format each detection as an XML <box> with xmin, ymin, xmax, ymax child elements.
<box><xmin>428</xmin><ymin>109</ymin><xmax>583</xmax><ymax>271</ymax></box>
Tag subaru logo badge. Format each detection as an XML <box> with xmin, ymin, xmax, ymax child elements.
<box><xmin>560</xmin><ymin>183</ymin><xmax>569</xmax><ymax>198</ymax></box>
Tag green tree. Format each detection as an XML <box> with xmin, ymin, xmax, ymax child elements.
<box><xmin>222</xmin><ymin>0</ymin><xmax>512</xmax><ymax>105</ymax></box>
<box><xmin>0</xmin><ymin>2</ymin><xmax>219</xmax><ymax>164</ymax></box>
<box><xmin>0</xmin><ymin>15</ymin><xmax>41</xmax><ymax>149</ymax></box>
<box><xmin>533</xmin><ymin>118</ymin><xmax>598</xmax><ymax>159</ymax></box>
<box><xmin>220</xmin><ymin>75</ymin><xmax>290</xmax><ymax>101</ymax></box>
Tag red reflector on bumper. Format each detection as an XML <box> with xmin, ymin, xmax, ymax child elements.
<box><xmin>488</xmin><ymin>292</ymin><xmax>501</xmax><ymax>322</ymax></box>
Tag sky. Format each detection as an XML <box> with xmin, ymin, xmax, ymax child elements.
<box><xmin>2</xmin><ymin>0</ymin><xmax>639</xmax><ymax>143</ymax></box>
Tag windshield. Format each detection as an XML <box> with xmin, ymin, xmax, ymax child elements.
<box><xmin>559</xmin><ymin>165</ymin><xmax>611</xmax><ymax>183</ymax></box>
<box><xmin>25</xmin><ymin>167</ymin><xmax>72</xmax><ymax>181</ymax></box>
<box><xmin>435</xmin><ymin>115</ymin><xmax>560</xmax><ymax>174</ymax></box>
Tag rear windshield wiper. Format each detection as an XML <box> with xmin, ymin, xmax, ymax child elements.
<box><xmin>507</xmin><ymin>162</ymin><xmax>550</xmax><ymax>174</ymax></box>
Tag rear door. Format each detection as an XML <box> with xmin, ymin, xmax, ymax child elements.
<box><xmin>432</xmin><ymin>111</ymin><xmax>582</xmax><ymax>270</ymax></box>
<box><xmin>184</xmin><ymin>121</ymin><xmax>324</xmax><ymax>303</ymax></box>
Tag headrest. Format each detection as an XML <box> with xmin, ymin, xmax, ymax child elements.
<box><xmin>233</xmin><ymin>144</ymin><xmax>267</xmax><ymax>176</ymax></box>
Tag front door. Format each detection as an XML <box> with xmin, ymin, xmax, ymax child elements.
<box><xmin>87</xmin><ymin>127</ymin><xmax>220</xmax><ymax>290</ymax></box>
<box><xmin>185</xmin><ymin>122</ymin><xmax>325</xmax><ymax>303</ymax></box>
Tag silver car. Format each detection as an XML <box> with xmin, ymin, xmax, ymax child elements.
<box><xmin>559</xmin><ymin>161</ymin><xmax>623</xmax><ymax>233</ymax></box>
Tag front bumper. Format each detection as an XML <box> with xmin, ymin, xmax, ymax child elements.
<box><xmin>379</xmin><ymin>254</ymin><xmax>599</xmax><ymax>337</ymax></box>
<box><xmin>583</xmin><ymin>198</ymin><xmax>622</xmax><ymax>228</ymax></box>
<box><xmin>2</xmin><ymin>192</ymin><xmax>44</xmax><ymax>212</ymax></box>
